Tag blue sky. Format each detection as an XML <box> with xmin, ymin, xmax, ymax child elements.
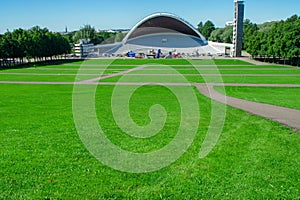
<box><xmin>1</xmin><ymin>0</ymin><xmax>299</xmax><ymax>33</ymax></box>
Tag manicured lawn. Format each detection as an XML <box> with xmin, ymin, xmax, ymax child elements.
<box><xmin>1</xmin><ymin>84</ymin><xmax>300</xmax><ymax>199</ymax></box>
<box><xmin>0</xmin><ymin>74</ymin><xmax>98</xmax><ymax>82</ymax></box>
<box><xmin>46</xmin><ymin>65</ymin><xmax>137</xmax><ymax>69</ymax></box>
<box><xmin>126</xmin><ymin>69</ymin><xmax>300</xmax><ymax>75</ymax></box>
<box><xmin>186</xmin><ymin>76</ymin><xmax>300</xmax><ymax>84</ymax></box>
<box><xmin>100</xmin><ymin>75</ymin><xmax>300</xmax><ymax>84</ymax></box>
<box><xmin>0</xmin><ymin>74</ymin><xmax>78</xmax><ymax>82</ymax></box>
<box><xmin>217</xmin><ymin>76</ymin><xmax>300</xmax><ymax>84</ymax></box>
<box><xmin>2</xmin><ymin>68</ymin><xmax>299</xmax><ymax>77</ymax></box>
<box><xmin>0</xmin><ymin>69</ymin><xmax>127</xmax><ymax>75</ymax></box>
<box><xmin>1</xmin><ymin>58</ymin><xmax>300</xmax><ymax>199</ymax></box>
<box><xmin>189</xmin><ymin>59</ymin><xmax>254</xmax><ymax>65</ymax></box>
<box><xmin>171</xmin><ymin>65</ymin><xmax>291</xmax><ymax>68</ymax></box>
<box><xmin>217</xmin><ymin>69</ymin><xmax>300</xmax><ymax>74</ymax></box>
<box><xmin>215</xmin><ymin>86</ymin><xmax>300</xmax><ymax>110</ymax></box>
<box><xmin>111</xmin><ymin>59</ymin><xmax>193</xmax><ymax>65</ymax></box>
<box><xmin>2</xmin><ymin>69</ymin><xmax>90</xmax><ymax>74</ymax></box>
<box><xmin>99</xmin><ymin>75</ymin><xmax>204</xmax><ymax>83</ymax></box>
<box><xmin>110</xmin><ymin>59</ymin><xmax>253</xmax><ymax>66</ymax></box>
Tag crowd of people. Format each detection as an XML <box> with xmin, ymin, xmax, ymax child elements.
<box><xmin>126</xmin><ymin>49</ymin><xmax>182</xmax><ymax>59</ymax></box>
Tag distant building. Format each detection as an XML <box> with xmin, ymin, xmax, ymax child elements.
<box><xmin>226</xmin><ymin>21</ymin><xmax>234</xmax><ymax>27</ymax></box>
<box><xmin>74</xmin><ymin>40</ymin><xmax>94</xmax><ymax>57</ymax></box>
<box><xmin>232</xmin><ymin>0</ymin><xmax>245</xmax><ymax>57</ymax></box>
<box><xmin>94</xmin><ymin>13</ymin><xmax>226</xmax><ymax>56</ymax></box>
<box><xmin>58</xmin><ymin>26</ymin><xmax>71</xmax><ymax>35</ymax></box>
<box><xmin>93</xmin><ymin>13</ymin><xmax>235</xmax><ymax>57</ymax></box>
<box><xmin>99</xmin><ymin>29</ymin><xmax>130</xmax><ymax>33</ymax></box>
<box><xmin>106</xmin><ymin>29</ymin><xmax>117</xmax><ymax>33</ymax></box>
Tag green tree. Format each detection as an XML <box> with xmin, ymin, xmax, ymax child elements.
<box><xmin>72</xmin><ymin>25</ymin><xmax>102</xmax><ymax>44</ymax></box>
<box><xmin>98</xmin><ymin>32</ymin><xmax>118</xmax><ymax>44</ymax></box>
<box><xmin>1</xmin><ymin>32</ymin><xmax>16</xmax><ymax>62</ymax></box>
<box><xmin>0</xmin><ymin>26</ymin><xmax>71</xmax><ymax>66</ymax></box>
<box><xmin>243</xmin><ymin>19</ymin><xmax>259</xmax><ymax>50</ymax></box>
<box><xmin>209</xmin><ymin>26</ymin><xmax>233</xmax><ymax>43</ymax></box>
<box><xmin>221</xmin><ymin>26</ymin><xmax>233</xmax><ymax>43</ymax></box>
<box><xmin>201</xmin><ymin>20</ymin><xmax>215</xmax><ymax>39</ymax></box>
<box><xmin>245</xmin><ymin>15</ymin><xmax>300</xmax><ymax>66</ymax></box>
<box><xmin>114</xmin><ymin>31</ymin><xmax>126</xmax><ymax>43</ymax></box>
<box><xmin>258</xmin><ymin>21</ymin><xmax>276</xmax><ymax>33</ymax></box>
<box><xmin>246</xmin><ymin>31</ymin><xmax>266</xmax><ymax>58</ymax></box>
<box><xmin>209</xmin><ymin>28</ymin><xmax>223</xmax><ymax>42</ymax></box>
<box><xmin>0</xmin><ymin>34</ymin><xmax>3</xmax><ymax>60</ymax></box>
<box><xmin>197</xmin><ymin>21</ymin><xmax>203</xmax><ymax>33</ymax></box>
<box><xmin>282</xmin><ymin>15</ymin><xmax>300</xmax><ymax>65</ymax></box>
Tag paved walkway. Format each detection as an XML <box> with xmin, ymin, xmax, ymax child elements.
<box><xmin>237</xmin><ymin>57</ymin><xmax>272</xmax><ymax>66</ymax></box>
<box><xmin>79</xmin><ymin>65</ymin><xmax>146</xmax><ymax>83</ymax></box>
<box><xmin>196</xmin><ymin>83</ymin><xmax>300</xmax><ymax>130</ymax></box>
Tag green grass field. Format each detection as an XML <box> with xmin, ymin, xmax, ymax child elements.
<box><xmin>216</xmin><ymin>86</ymin><xmax>300</xmax><ymax>110</ymax></box>
<box><xmin>1</xmin><ymin>59</ymin><xmax>300</xmax><ymax>199</ymax></box>
<box><xmin>100</xmin><ymin>75</ymin><xmax>300</xmax><ymax>84</ymax></box>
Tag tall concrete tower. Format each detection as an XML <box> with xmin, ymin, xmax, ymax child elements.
<box><xmin>232</xmin><ymin>0</ymin><xmax>245</xmax><ymax>57</ymax></box>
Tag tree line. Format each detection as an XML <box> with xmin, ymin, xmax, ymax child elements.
<box><xmin>198</xmin><ymin>19</ymin><xmax>266</xmax><ymax>47</ymax></box>
<box><xmin>0</xmin><ymin>26</ymin><xmax>71</xmax><ymax>67</ymax></box>
<box><xmin>246</xmin><ymin>15</ymin><xmax>300</xmax><ymax>65</ymax></box>
<box><xmin>0</xmin><ymin>24</ymin><xmax>127</xmax><ymax>67</ymax></box>
<box><xmin>69</xmin><ymin>24</ymin><xmax>126</xmax><ymax>45</ymax></box>
<box><xmin>1</xmin><ymin>16</ymin><xmax>299</xmax><ymax>66</ymax></box>
<box><xmin>199</xmin><ymin>15</ymin><xmax>300</xmax><ymax>66</ymax></box>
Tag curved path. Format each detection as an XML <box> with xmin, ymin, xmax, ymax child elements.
<box><xmin>196</xmin><ymin>83</ymin><xmax>300</xmax><ymax>131</ymax></box>
<box><xmin>0</xmin><ymin>79</ymin><xmax>299</xmax><ymax>130</ymax></box>
<box><xmin>237</xmin><ymin>57</ymin><xmax>273</xmax><ymax>66</ymax></box>
<box><xmin>1</xmin><ymin>61</ymin><xmax>300</xmax><ymax>131</ymax></box>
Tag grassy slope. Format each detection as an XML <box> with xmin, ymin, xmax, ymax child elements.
<box><xmin>68</xmin><ymin>58</ymin><xmax>252</xmax><ymax>65</ymax></box>
<box><xmin>0</xmin><ymin>84</ymin><xmax>300</xmax><ymax>199</ymax></box>
<box><xmin>100</xmin><ymin>75</ymin><xmax>300</xmax><ymax>84</ymax></box>
<box><xmin>111</xmin><ymin>59</ymin><xmax>252</xmax><ymax>66</ymax></box>
<box><xmin>215</xmin><ymin>86</ymin><xmax>300</xmax><ymax>110</ymax></box>
<box><xmin>0</xmin><ymin>74</ymin><xmax>106</xmax><ymax>82</ymax></box>
<box><xmin>126</xmin><ymin>69</ymin><xmax>300</xmax><ymax>75</ymax></box>
<box><xmin>1</xmin><ymin>69</ymin><xmax>127</xmax><ymax>74</ymax></box>
<box><xmin>1</xmin><ymin>59</ymin><xmax>300</xmax><ymax>199</ymax></box>
<box><xmin>186</xmin><ymin>76</ymin><xmax>300</xmax><ymax>84</ymax></box>
<box><xmin>4</xmin><ymin>68</ymin><xmax>300</xmax><ymax>75</ymax></box>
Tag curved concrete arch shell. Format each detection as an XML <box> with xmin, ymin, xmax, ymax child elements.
<box><xmin>94</xmin><ymin>13</ymin><xmax>233</xmax><ymax>56</ymax></box>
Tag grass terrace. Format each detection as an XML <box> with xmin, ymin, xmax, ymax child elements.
<box><xmin>0</xmin><ymin>58</ymin><xmax>299</xmax><ymax>199</ymax></box>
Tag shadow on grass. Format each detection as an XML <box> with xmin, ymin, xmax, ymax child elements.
<box><xmin>0</xmin><ymin>59</ymin><xmax>84</xmax><ymax>70</ymax></box>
